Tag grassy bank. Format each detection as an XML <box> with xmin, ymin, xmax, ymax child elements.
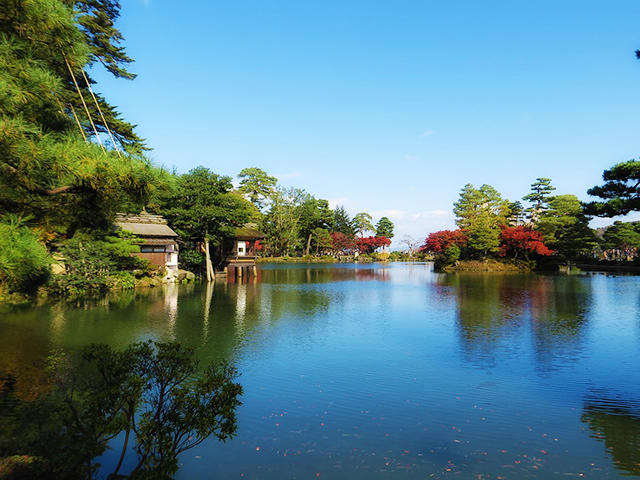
<box><xmin>441</xmin><ymin>259</ymin><xmax>534</xmax><ymax>272</ymax></box>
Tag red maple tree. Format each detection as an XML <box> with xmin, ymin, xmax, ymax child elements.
<box><xmin>420</xmin><ymin>229</ymin><xmax>468</xmax><ymax>253</ymax></box>
<box><xmin>498</xmin><ymin>226</ymin><xmax>553</xmax><ymax>259</ymax></box>
<box><xmin>330</xmin><ymin>232</ymin><xmax>355</xmax><ymax>255</ymax></box>
<box><xmin>355</xmin><ymin>236</ymin><xmax>391</xmax><ymax>254</ymax></box>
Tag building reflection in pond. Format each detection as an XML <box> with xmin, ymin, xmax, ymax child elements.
<box><xmin>235</xmin><ymin>283</ymin><xmax>247</xmax><ymax>335</ymax></box>
<box><xmin>163</xmin><ymin>283</ymin><xmax>179</xmax><ymax>338</ymax></box>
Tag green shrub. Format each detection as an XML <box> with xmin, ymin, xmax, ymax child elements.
<box><xmin>47</xmin><ymin>232</ymin><xmax>150</xmax><ymax>297</ymax></box>
<box><xmin>434</xmin><ymin>245</ymin><xmax>461</xmax><ymax>269</ymax></box>
<box><xmin>109</xmin><ymin>271</ymin><xmax>137</xmax><ymax>290</ymax></box>
<box><xmin>179</xmin><ymin>249</ymin><xmax>205</xmax><ymax>273</ymax></box>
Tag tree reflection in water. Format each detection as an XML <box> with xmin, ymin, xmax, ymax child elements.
<box><xmin>439</xmin><ymin>273</ymin><xmax>592</xmax><ymax>372</ymax></box>
<box><xmin>582</xmin><ymin>390</ymin><xmax>640</xmax><ymax>476</ymax></box>
<box><xmin>2</xmin><ymin>265</ymin><xmax>640</xmax><ymax>479</ymax></box>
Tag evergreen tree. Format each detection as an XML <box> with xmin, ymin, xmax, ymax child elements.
<box><xmin>453</xmin><ymin>184</ymin><xmax>508</xmax><ymax>258</ymax></box>
<box><xmin>506</xmin><ymin>201</ymin><xmax>525</xmax><ymax>226</ymax></box>
<box><xmin>466</xmin><ymin>210</ymin><xmax>502</xmax><ymax>258</ymax></box>
<box><xmin>261</xmin><ymin>187</ymin><xmax>309</xmax><ymax>256</ymax></box>
<box><xmin>585</xmin><ymin>160</ymin><xmax>640</xmax><ymax>216</ymax></box>
<box><xmin>0</xmin><ymin>216</ymin><xmax>51</xmax><ymax>294</ymax></box>
<box><xmin>311</xmin><ymin>228</ymin><xmax>334</xmax><ymax>254</ymax></box>
<box><xmin>0</xmin><ymin>0</ymin><xmax>163</xmax><ymax>236</ymax></box>
<box><xmin>375</xmin><ymin>217</ymin><xmax>395</xmax><ymax>240</ymax></box>
<box><xmin>237</xmin><ymin>167</ymin><xmax>277</xmax><ymax>211</ymax></box>
<box><xmin>523</xmin><ymin>177</ymin><xmax>556</xmax><ymax>224</ymax></box>
<box><xmin>600</xmin><ymin>221</ymin><xmax>640</xmax><ymax>259</ymax></box>
<box><xmin>298</xmin><ymin>197</ymin><xmax>334</xmax><ymax>255</ymax></box>
<box><xmin>536</xmin><ymin>195</ymin><xmax>597</xmax><ymax>260</ymax></box>
<box><xmin>353</xmin><ymin>212</ymin><xmax>374</xmax><ymax>238</ymax></box>
<box><xmin>157</xmin><ymin>167</ymin><xmax>253</xmax><ymax>281</ymax></box>
<box><xmin>333</xmin><ymin>206</ymin><xmax>355</xmax><ymax>237</ymax></box>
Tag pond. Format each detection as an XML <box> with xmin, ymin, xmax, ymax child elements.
<box><xmin>1</xmin><ymin>262</ymin><xmax>640</xmax><ymax>478</ymax></box>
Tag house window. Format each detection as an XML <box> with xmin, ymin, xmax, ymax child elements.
<box><xmin>153</xmin><ymin>246</ymin><xmax>165</xmax><ymax>253</ymax></box>
<box><xmin>141</xmin><ymin>246</ymin><xmax>153</xmax><ymax>253</ymax></box>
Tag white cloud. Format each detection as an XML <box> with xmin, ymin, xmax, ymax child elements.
<box><xmin>420</xmin><ymin>130</ymin><xmax>435</xmax><ymax>137</ymax></box>
<box><xmin>404</xmin><ymin>155</ymin><xmax>419</xmax><ymax>162</ymax></box>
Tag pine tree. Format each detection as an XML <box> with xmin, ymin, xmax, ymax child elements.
<box><xmin>0</xmin><ymin>0</ymin><xmax>164</xmax><ymax>235</ymax></box>
<box><xmin>353</xmin><ymin>212</ymin><xmax>373</xmax><ymax>238</ymax></box>
<box><xmin>453</xmin><ymin>184</ymin><xmax>508</xmax><ymax>259</ymax></box>
<box><xmin>523</xmin><ymin>177</ymin><xmax>555</xmax><ymax>225</ymax></box>
<box><xmin>237</xmin><ymin>167</ymin><xmax>277</xmax><ymax>211</ymax></box>
<box><xmin>585</xmin><ymin>160</ymin><xmax>640</xmax><ymax>217</ymax></box>
<box><xmin>536</xmin><ymin>195</ymin><xmax>597</xmax><ymax>260</ymax></box>
<box><xmin>375</xmin><ymin>217</ymin><xmax>394</xmax><ymax>240</ymax></box>
<box><xmin>333</xmin><ymin>206</ymin><xmax>355</xmax><ymax>237</ymax></box>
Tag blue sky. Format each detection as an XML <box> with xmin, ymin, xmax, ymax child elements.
<box><xmin>93</xmin><ymin>1</ymin><xmax>640</xmax><ymax>244</ymax></box>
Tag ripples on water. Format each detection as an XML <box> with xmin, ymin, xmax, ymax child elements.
<box><xmin>2</xmin><ymin>263</ymin><xmax>640</xmax><ymax>478</ymax></box>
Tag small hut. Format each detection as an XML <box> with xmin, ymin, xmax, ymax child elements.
<box><xmin>222</xmin><ymin>224</ymin><xmax>264</xmax><ymax>277</ymax></box>
<box><xmin>114</xmin><ymin>212</ymin><xmax>179</xmax><ymax>273</ymax></box>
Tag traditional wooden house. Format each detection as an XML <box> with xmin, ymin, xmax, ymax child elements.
<box><xmin>114</xmin><ymin>212</ymin><xmax>179</xmax><ymax>273</ymax></box>
<box><xmin>222</xmin><ymin>224</ymin><xmax>264</xmax><ymax>277</ymax></box>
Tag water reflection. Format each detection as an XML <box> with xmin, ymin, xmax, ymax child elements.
<box><xmin>2</xmin><ymin>265</ymin><xmax>640</xmax><ymax>479</ymax></box>
<box><xmin>258</xmin><ymin>263</ymin><xmax>392</xmax><ymax>284</ymax></box>
<box><xmin>583</xmin><ymin>390</ymin><xmax>640</xmax><ymax>476</ymax></box>
<box><xmin>441</xmin><ymin>274</ymin><xmax>528</xmax><ymax>368</ymax></box>
<box><xmin>439</xmin><ymin>273</ymin><xmax>592</xmax><ymax>373</ymax></box>
<box><xmin>0</xmin><ymin>265</ymin><xmax>395</xmax><ymax>398</ymax></box>
<box><xmin>529</xmin><ymin>276</ymin><xmax>591</xmax><ymax>375</ymax></box>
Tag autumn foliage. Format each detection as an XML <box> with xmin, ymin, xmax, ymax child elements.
<box><xmin>330</xmin><ymin>232</ymin><xmax>355</xmax><ymax>254</ymax></box>
<box><xmin>420</xmin><ymin>227</ymin><xmax>553</xmax><ymax>263</ymax></box>
<box><xmin>498</xmin><ymin>226</ymin><xmax>553</xmax><ymax>259</ymax></box>
<box><xmin>355</xmin><ymin>236</ymin><xmax>391</xmax><ymax>254</ymax></box>
<box><xmin>420</xmin><ymin>230</ymin><xmax>468</xmax><ymax>253</ymax></box>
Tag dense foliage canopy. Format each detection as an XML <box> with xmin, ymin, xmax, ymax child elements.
<box><xmin>237</xmin><ymin>167</ymin><xmax>277</xmax><ymax>211</ymax></box>
<box><xmin>499</xmin><ymin>226</ymin><xmax>553</xmax><ymax>260</ymax></box>
<box><xmin>536</xmin><ymin>195</ymin><xmax>597</xmax><ymax>260</ymax></box>
<box><xmin>0</xmin><ymin>0</ymin><xmax>164</xmax><ymax>237</ymax></box>
<box><xmin>453</xmin><ymin>184</ymin><xmax>509</xmax><ymax>258</ymax></box>
<box><xmin>585</xmin><ymin>160</ymin><xmax>640</xmax><ymax>217</ymax></box>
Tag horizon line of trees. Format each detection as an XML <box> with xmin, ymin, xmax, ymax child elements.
<box><xmin>421</xmin><ymin>172</ymin><xmax>640</xmax><ymax>267</ymax></box>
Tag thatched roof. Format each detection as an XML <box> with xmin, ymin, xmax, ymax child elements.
<box><xmin>115</xmin><ymin>212</ymin><xmax>178</xmax><ymax>238</ymax></box>
<box><xmin>235</xmin><ymin>224</ymin><xmax>264</xmax><ymax>239</ymax></box>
